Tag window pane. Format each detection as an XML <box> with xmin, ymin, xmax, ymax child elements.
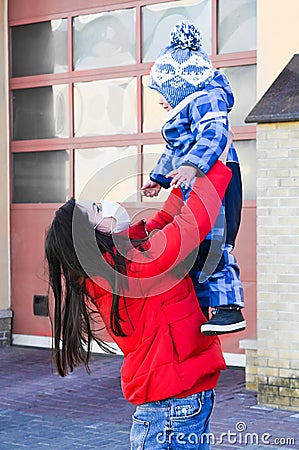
<box><xmin>142</xmin><ymin>75</ymin><xmax>168</xmax><ymax>132</ymax></box>
<box><xmin>142</xmin><ymin>0</ymin><xmax>212</xmax><ymax>62</ymax></box>
<box><xmin>12</xmin><ymin>85</ymin><xmax>69</xmax><ymax>140</ymax></box>
<box><xmin>221</xmin><ymin>65</ymin><xmax>256</xmax><ymax>127</ymax></box>
<box><xmin>74</xmin><ymin>77</ymin><xmax>137</xmax><ymax>137</ymax></box>
<box><xmin>11</xmin><ymin>20</ymin><xmax>68</xmax><ymax>77</ymax></box>
<box><xmin>75</xmin><ymin>147</ymin><xmax>138</xmax><ymax>202</ymax></box>
<box><xmin>13</xmin><ymin>151</ymin><xmax>70</xmax><ymax>203</ymax></box>
<box><xmin>218</xmin><ymin>0</ymin><xmax>257</xmax><ymax>54</ymax></box>
<box><xmin>142</xmin><ymin>145</ymin><xmax>169</xmax><ymax>203</ymax></box>
<box><xmin>73</xmin><ymin>9</ymin><xmax>136</xmax><ymax>70</ymax></box>
<box><xmin>234</xmin><ymin>140</ymin><xmax>256</xmax><ymax>200</ymax></box>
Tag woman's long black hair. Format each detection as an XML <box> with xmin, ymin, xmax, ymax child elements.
<box><xmin>45</xmin><ymin>199</ymin><xmax>145</xmax><ymax>377</ymax></box>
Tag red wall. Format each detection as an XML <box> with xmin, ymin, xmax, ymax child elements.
<box><xmin>11</xmin><ymin>204</ymin><xmax>256</xmax><ymax>355</ymax></box>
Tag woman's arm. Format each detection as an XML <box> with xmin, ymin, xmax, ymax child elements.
<box><xmin>132</xmin><ymin>161</ymin><xmax>232</xmax><ymax>276</ymax></box>
<box><xmin>145</xmin><ymin>187</ymin><xmax>183</xmax><ymax>233</ymax></box>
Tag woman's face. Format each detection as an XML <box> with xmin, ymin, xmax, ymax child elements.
<box><xmin>76</xmin><ymin>200</ymin><xmax>116</xmax><ymax>233</ymax></box>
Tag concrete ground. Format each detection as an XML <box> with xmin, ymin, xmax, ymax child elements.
<box><xmin>0</xmin><ymin>346</ymin><xmax>298</xmax><ymax>449</ymax></box>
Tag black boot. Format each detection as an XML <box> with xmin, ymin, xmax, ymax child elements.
<box><xmin>201</xmin><ymin>305</ymin><xmax>246</xmax><ymax>336</ymax></box>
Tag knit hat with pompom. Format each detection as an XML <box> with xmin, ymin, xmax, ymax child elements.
<box><xmin>148</xmin><ymin>21</ymin><xmax>214</xmax><ymax>108</ymax></box>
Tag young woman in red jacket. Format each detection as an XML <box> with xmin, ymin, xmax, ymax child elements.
<box><xmin>45</xmin><ymin>161</ymin><xmax>231</xmax><ymax>450</ymax></box>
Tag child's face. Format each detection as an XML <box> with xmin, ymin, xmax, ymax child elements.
<box><xmin>158</xmin><ymin>95</ymin><xmax>172</xmax><ymax>112</ymax></box>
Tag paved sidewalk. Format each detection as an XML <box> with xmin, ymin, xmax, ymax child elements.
<box><xmin>0</xmin><ymin>346</ymin><xmax>298</xmax><ymax>449</ymax></box>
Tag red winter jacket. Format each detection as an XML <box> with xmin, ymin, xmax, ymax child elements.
<box><xmin>85</xmin><ymin>161</ymin><xmax>231</xmax><ymax>405</ymax></box>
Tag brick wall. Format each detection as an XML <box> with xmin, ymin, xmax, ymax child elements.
<box><xmin>256</xmin><ymin>121</ymin><xmax>299</xmax><ymax>410</ymax></box>
<box><xmin>0</xmin><ymin>310</ymin><xmax>13</xmax><ymax>347</ymax></box>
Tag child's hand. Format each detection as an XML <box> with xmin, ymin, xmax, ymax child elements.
<box><xmin>166</xmin><ymin>165</ymin><xmax>197</xmax><ymax>189</ymax></box>
<box><xmin>141</xmin><ymin>180</ymin><xmax>162</xmax><ymax>197</ymax></box>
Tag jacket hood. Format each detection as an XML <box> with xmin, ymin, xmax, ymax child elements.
<box><xmin>206</xmin><ymin>69</ymin><xmax>235</xmax><ymax>111</ymax></box>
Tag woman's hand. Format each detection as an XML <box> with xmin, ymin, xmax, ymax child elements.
<box><xmin>166</xmin><ymin>165</ymin><xmax>197</xmax><ymax>189</ymax></box>
<box><xmin>141</xmin><ymin>180</ymin><xmax>162</xmax><ymax>197</ymax></box>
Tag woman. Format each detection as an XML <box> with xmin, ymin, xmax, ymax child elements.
<box><xmin>45</xmin><ymin>161</ymin><xmax>231</xmax><ymax>449</ymax></box>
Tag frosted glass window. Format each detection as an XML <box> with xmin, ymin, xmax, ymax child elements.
<box><xmin>142</xmin><ymin>145</ymin><xmax>169</xmax><ymax>203</ymax></box>
<box><xmin>234</xmin><ymin>140</ymin><xmax>256</xmax><ymax>200</ymax></box>
<box><xmin>142</xmin><ymin>0</ymin><xmax>212</xmax><ymax>62</ymax></box>
<box><xmin>218</xmin><ymin>0</ymin><xmax>257</xmax><ymax>54</ymax></box>
<box><xmin>74</xmin><ymin>77</ymin><xmax>137</xmax><ymax>137</ymax></box>
<box><xmin>13</xmin><ymin>151</ymin><xmax>70</xmax><ymax>203</ymax></box>
<box><xmin>75</xmin><ymin>147</ymin><xmax>138</xmax><ymax>202</ymax></box>
<box><xmin>142</xmin><ymin>76</ymin><xmax>168</xmax><ymax>132</ymax></box>
<box><xmin>11</xmin><ymin>19</ymin><xmax>68</xmax><ymax>77</ymax></box>
<box><xmin>12</xmin><ymin>85</ymin><xmax>69</xmax><ymax>140</ymax></box>
<box><xmin>73</xmin><ymin>9</ymin><xmax>136</xmax><ymax>70</ymax></box>
<box><xmin>221</xmin><ymin>65</ymin><xmax>256</xmax><ymax>127</ymax></box>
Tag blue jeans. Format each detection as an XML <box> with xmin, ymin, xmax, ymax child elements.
<box><xmin>130</xmin><ymin>389</ymin><xmax>215</xmax><ymax>450</ymax></box>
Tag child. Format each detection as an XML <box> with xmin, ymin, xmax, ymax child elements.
<box><xmin>142</xmin><ymin>20</ymin><xmax>246</xmax><ymax>335</ymax></box>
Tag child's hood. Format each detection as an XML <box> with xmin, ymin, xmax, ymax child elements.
<box><xmin>206</xmin><ymin>69</ymin><xmax>235</xmax><ymax>111</ymax></box>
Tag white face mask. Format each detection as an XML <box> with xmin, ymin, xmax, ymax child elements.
<box><xmin>94</xmin><ymin>200</ymin><xmax>131</xmax><ymax>234</ymax></box>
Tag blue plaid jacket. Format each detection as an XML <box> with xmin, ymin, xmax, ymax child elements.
<box><xmin>150</xmin><ymin>70</ymin><xmax>244</xmax><ymax>307</ymax></box>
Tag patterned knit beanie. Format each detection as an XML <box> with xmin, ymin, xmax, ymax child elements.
<box><xmin>148</xmin><ymin>21</ymin><xmax>214</xmax><ymax>108</ymax></box>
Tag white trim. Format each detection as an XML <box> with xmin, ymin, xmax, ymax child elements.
<box><xmin>223</xmin><ymin>352</ymin><xmax>245</xmax><ymax>367</ymax></box>
<box><xmin>12</xmin><ymin>334</ymin><xmax>53</xmax><ymax>348</ymax></box>
<box><xmin>12</xmin><ymin>334</ymin><xmax>245</xmax><ymax>367</ymax></box>
<box><xmin>90</xmin><ymin>340</ymin><xmax>123</xmax><ymax>356</ymax></box>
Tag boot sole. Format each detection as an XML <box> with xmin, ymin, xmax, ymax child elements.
<box><xmin>201</xmin><ymin>320</ymin><xmax>247</xmax><ymax>336</ymax></box>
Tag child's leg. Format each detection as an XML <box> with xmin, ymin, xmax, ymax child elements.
<box><xmin>200</xmin><ymin>246</ymin><xmax>246</xmax><ymax>335</ymax></box>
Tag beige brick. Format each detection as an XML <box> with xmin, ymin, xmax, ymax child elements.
<box><xmin>267</xmin><ymin>358</ymin><xmax>290</xmax><ymax>369</ymax></box>
<box><xmin>290</xmin><ymin>397</ymin><xmax>299</xmax><ymax>408</ymax></box>
<box><xmin>290</xmin><ymin>378</ymin><xmax>299</xmax><ymax>389</ymax></box>
<box><xmin>279</xmin><ymin>139</ymin><xmax>299</xmax><ymax>149</ymax></box>
<box><xmin>256</xmin><ymin>357</ymin><xmax>268</xmax><ymax>367</ymax></box>
<box><xmin>279</xmin><ymin>368</ymin><xmax>298</xmax><ymax>378</ymax></box>
<box><xmin>258</xmin><ymin>348</ymin><xmax>279</xmax><ymax>358</ymax></box>
<box><xmin>279</xmin><ymin>349</ymin><xmax>299</xmax><ymax>360</ymax></box>
<box><xmin>278</xmin><ymin>214</ymin><xmax>299</xmax><ymax>223</ymax></box>
<box><xmin>257</xmin><ymin>393</ymin><xmax>268</xmax><ymax>405</ymax></box>
<box><xmin>246</xmin><ymin>381</ymin><xmax>258</xmax><ymax>391</ymax></box>
<box><xmin>258</xmin><ymin>394</ymin><xmax>291</xmax><ymax>407</ymax></box>
<box><xmin>257</xmin><ymin>375</ymin><xmax>268</xmax><ymax>385</ymax></box>
<box><xmin>289</xmin><ymin>129</ymin><xmax>299</xmax><ymax>139</ymax></box>
<box><xmin>257</xmin><ymin>197</ymin><xmax>280</xmax><ymax>207</ymax></box>
<box><xmin>259</xmin><ymin>385</ymin><xmax>280</xmax><ymax>396</ymax></box>
<box><xmin>247</xmin><ymin>365</ymin><xmax>258</xmax><ymax>375</ymax></box>
<box><xmin>279</xmin><ymin>196</ymin><xmax>299</xmax><ymax>205</ymax></box>
<box><xmin>258</xmin><ymin>367</ymin><xmax>279</xmax><ymax>377</ymax></box>
<box><xmin>279</xmin><ymin>387</ymin><xmax>299</xmax><ymax>398</ymax></box>
<box><xmin>280</xmin><ymin>177</ymin><xmax>299</xmax><ymax>187</ymax></box>
<box><xmin>259</xmin><ymin>123</ymin><xmax>277</xmax><ymax>131</ymax></box>
<box><xmin>259</xmin><ymin>187</ymin><xmax>289</xmax><ymax>197</ymax></box>
<box><xmin>267</xmin><ymin>131</ymin><xmax>290</xmax><ymax>140</ymax></box>
<box><xmin>272</xmin><ymin>320</ymin><xmax>299</xmax><ymax>331</ymax></box>
<box><xmin>279</xmin><ymin>312</ymin><xmax>299</xmax><ymax>322</ymax></box>
<box><xmin>290</xmin><ymin>360</ymin><xmax>299</xmax><ymax>370</ymax></box>
<box><xmin>268</xmin><ymin>376</ymin><xmax>290</xmax><ymax>387</ymax></box>
<box><xmin>278</xmin><ymin>274</ymin><xmax>299</xmax><ymax>283</ymax></box>
<box><xmin>269</xmin><ymin>169</ymin><xmax>291</xmax><ymax>178</ymax></box>
<box><xmin>246</xmin><ymin>355</ymin><xmax>258</xmax><ymax>366</ymax></box>
<box><xmin>257</xmin><ymin>178</ymin><xmax>280</xmax><ymax>188</ymax></box>
<box><xmin>257</xmin><ymin>141</ymin><xmax>279</xmax><ymax>150</ymax></box>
